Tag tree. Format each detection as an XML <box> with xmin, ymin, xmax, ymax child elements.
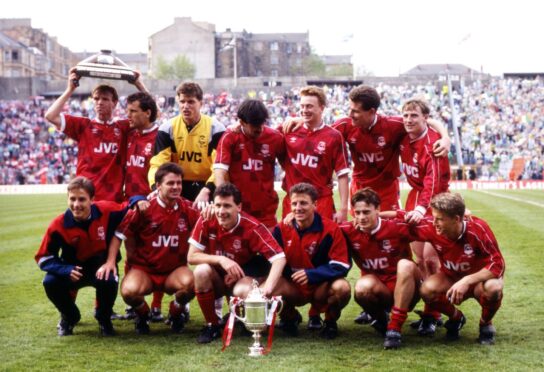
<box><xmin>154</xmin><ymin>55</ymin><xmax>195</xmax><ymax>80</ymax></box>
<box><xmin>326</xmin><ymin>65</ymin><xmax>353</xmax><ymax>77</ymax></box>
<box><xmin>302</xmin><ymin>53</ymin><xmax>326</xmax><ymax>76</ymax></box>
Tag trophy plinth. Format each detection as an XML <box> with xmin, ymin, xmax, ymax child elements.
<box><xmin>74</xmin><ymin>50</ymin><xmax>136</xmax><ymax>83</ymax></box>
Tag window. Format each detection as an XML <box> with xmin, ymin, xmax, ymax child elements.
<box><xmin>271</xmin><ymin>69</ymin><xmax>278</xmax><ymax>77</ymax></box>
<box><xmin>270</xmin><ymin>42</ymin><xmax>279</xmax><ymax>51</ymax></box>
<box><xmin>270</xmin><ymin>55</ymin><xmax>279</xmax><ymax>65</ymax></box>
<box><xmin>254</xmin><ymin>42</ymin><xmax>263</xmax><ymax>51</ymax></box>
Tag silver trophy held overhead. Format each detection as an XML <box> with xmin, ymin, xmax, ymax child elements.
<box><xmin>73</xmin><ymin>50</ymin><xmax>137</xmax><ymax>86</ymax></box>
<box><xmin>230</xmin><ymin>280</ymin><xmax>283</xmax><ymax>357</ymax></box>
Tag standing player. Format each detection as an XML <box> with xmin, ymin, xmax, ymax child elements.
<box><xmin>45</xmin><ymin>67</ymin><xmax>149</xmax><ymax>202</ymax></box>
<box><xmin>100</xmin><ymin>163</ymin><xmax>199</xmax><ymax>334</ymax></box>
<box><xmin>272</xmin><ymin>183</ymin><xmax>351</xmax><ymax>339</ymax></box>
<box><xmin>279</xmin><ymin>86</ymin><xmax>350</xmax><ymax>224</ymax></box>
<box><xmin>399</xmin><ymin>98</ymin><xmax>450</xmax><ymax>334</ymax></box>
<box><xmin>214</xmin><ymin>99</ymin><xmax>285</xmax><ymax>229</ymax></box>
<box><xmin>409</xmin><ymin>193</ymin><xmax>505</xmax><ymax>345</ymax></box>
<box><xmin>149</xmin><ymin>82</ymin><xmax>225</xmax><ymax>206</ymax></box>
<box><xmin>35</xmin><ymin>177</ymin><xmax>142</xmax><ymax>336</ymax></box>
<box><xmin>341</xmin><ymin>188</ymin><xmax>421</xmax><ymax>349</ymax></box>
<box><xmin>187</xmin><ymin>183</ymin><xmax>286</xmax><ymax>344</ymax></box>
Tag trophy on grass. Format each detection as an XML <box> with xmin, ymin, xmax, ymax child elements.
<box><xmin>227</xmin><ymin>280</ymin><xmax>283</xmax><ymax>356</ymax></box>
<box><xmin>73</xmin><ymin>50</ymin><xmax>137</xmax><ymax>86</ymax></box>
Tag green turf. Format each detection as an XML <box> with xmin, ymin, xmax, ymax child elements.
<box><xmin>0</xmin><ymin>190</ymin><xmax>543</xmax><ymax>371</ymax></box>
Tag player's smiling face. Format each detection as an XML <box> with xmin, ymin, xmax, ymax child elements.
<box><xmin>432</xmin><ymin>209</ymin><xmax>460</xmax><ymax>240</ymax></box>
<box><xmin>178</xmin><ymin>94</ymin><xmax>202</xmax><ymax>126</ymax></box>
<box><xmin>300</xmin><ymin>95</ymin><xmax>323</xmax><ymax>128</ymax></box>
<box><xmin>92</xmin><ymin>92</ymin><xmax>117</xmax><ymax>122</ymax></box>
<box><xmin>126</xmin><ymin>100</ymin><xmax>150</xmax><ymax>129</ymax></box>
<box><xmin>157</xmin><ymin>172</ymin><xmax>182</xmax><ymax>203</ymax></box>
<box><xmin>353</xmin><ymin>201</ymin><xmax>379</xmax><ymax>232</ymax></box>
<box><xmin>290</xmin><ymin>193</ymin><xmax>316</xmax><ymax>227</ymax></box>
<box><xmin>403</xmin><ymin>105</ymin><xmax>428</xmax><ymax>138</ymax></box>
<box><xmin>214</xmin><ymin>195</ymin><xmax>241</xmax><ymax>230</ymax></box>
<box><xmin>68</xmin><ymin>188</ymin><xmax>93</xmax><ymax>222</ymax></box>
<box><xmin>349</xmin><ymin>100</ymin><xmax>376</xmax><ymax>129</ymax></box>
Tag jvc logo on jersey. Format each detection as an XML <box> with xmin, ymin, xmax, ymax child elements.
<box><xmin>443</xmin><ymin>260</ymin><xmax>471</xmax><ymax>272</ymax></box>
<box><xmin>291</xmin><ymin>153</ymin><xmax>318</xmax><ymax>168</ymax></box>
<box><xmin>94</xmin><ymin>142</ymin><xmax>118</xmax><ymax>154</ymax></box>
<box><xmin>358</xmin><ymin>152</ymin><xmax>384</xmax><ymax>163</ymax></box>
<box><xmin>361</xmin><ymin>257</ymin><xmax>389</xmax><ymax>270</ymax></box>
<box><xmin>152</xmin><ymin>235</ymin><xmax>179</xmax><ymax>248</ymax></box>
<box><xmin>127</xmin><ymin>155</ymin><xmax>145</xmax><ymax>168</ymax></box>
<box><xmin>242</xmin><ymin>158</ymin><xmax>263</xmax><ymax>171</ymax></box>
<box><xmin>402</xmin><ymin>163</ymin><xmax>419</xmax><ymax>178</ymax></box>
<box><xmin>180</xmin><ymin>151</ymin><xmax>202</xmax><ymax>163</ymax></box>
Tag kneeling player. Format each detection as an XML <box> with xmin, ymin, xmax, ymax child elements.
<box><xmin>101</xmin><ymin>163</ymin><xmax>199</xmax><ymax>334</ymax></box>
<box><xmin>188</xmin><ymin>183</ymin><xmax>286</xmax><ymax>343</ymax></box>
<box><xmin>410</xmin><ymin>193</ymin><xmax>505</xmax><ymax>344</ymax></box>
<box><xmin>341</xmin><ymin>188</ymin><xmax>421</xmax><ymax>349</ymax></box>
<box><xmin>272</xmin><ymin>183</ymin><xmax>351</xmax><ymax>339</ymax></box>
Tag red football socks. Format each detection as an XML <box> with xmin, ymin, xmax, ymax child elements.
<box><xmin>196</xmin><ymin>290</ymin><xmax>219</xmax><ymax>325</ymax></box>
<box><xmin>388</xmin><ymin>306</ymin><xmax>408</xmax><ymax>332</ymax></box>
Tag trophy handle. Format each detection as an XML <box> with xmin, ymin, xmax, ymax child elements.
<box><xmin>230</xmin><ymin>297</ymin><xmax>246</xmax><ymax>323</ymax></box>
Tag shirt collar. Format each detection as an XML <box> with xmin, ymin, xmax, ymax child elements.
<box><xmin>142</xmin><ymin>123</ymin><xmax>159</xmax><ymax>135</ymax></box>
<box><xmin>304</xmin><ymin>122</ymin><xmax>325</xmax><ymax>132</ymax></box>
<box><xmin>157</xmin><ymin>195</ymin><xmax>179</xmax><ymax>210</ymax></box>
<box><xmin>370</xmin><ymin>217</ymin><xmax>382</xmax><ymax>235</ymax></box>
<box><xmin>223</xmin><ymin>213</ymin><xmax>241</xmax><ymax>233</ymax></box>
<box><xmin>64</xmin><ymin>204</ymin><xmax>102</xmax><ymax>228</ymax></box>
<box><xmin>367</xmin><ymin>114</ymin><xmax>378</xmax><ymax>131</ymax></box>
<box><xmin>293</xmin><ymin>212</ymin><xmax>323</xmax><ymax>234</ymax></box>
<box><xmin>410</xmin><ymin>127</ymin><xmax>428</xmax><ymax>143</ymax></box>
<box><xmin>93</xmin><ymin>117</ymin><xmax>115</xmax><ymax>125</ymax></box>
<box><xmin>456</xmin><ymin>221</ymin><xmax>467</xmax><ymax>240</ymax></box>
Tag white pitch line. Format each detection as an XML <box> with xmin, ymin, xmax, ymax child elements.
<box><xmin>475</xmin><ymin>190</ymin><xmax>544</xmax><ymax>208</ymax></box>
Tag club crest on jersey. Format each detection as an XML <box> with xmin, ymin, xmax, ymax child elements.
<box><xmin>463</xmin><ymin>244</ymin><xmax>474</xmax><ymax>256</ymax></box>
<box><xmin>178</xmin><ymin>218</ymin><xmax>187</xmax><ymax>232</ymax></box>
<box><xmin>377</xmin><ymin>136</ymin><xmax>386</xmax><ymax>147</ymax></box>
<box><xmin>198</xmin><ymin>135</ymin><xmax>206</xmax><ymax>148</ymax></box>
<box><xmin>232</xmin><ymin>239</ymin><xmax>242</xmax><ymax>252</ymax></box>
<box><xmin>381</xmin><ymin>240</ymin><xmax>393</xmax><ymax>252</ymax></box>
<box><xmin>261</xmin><ymin>144</ymin><xmax>270</xmax><ymax>157</ymax></box>
<box><xmin>114</xmin><ymin>128</ymin><xmax>121</xmax><ymax>137</ymax></box>
<box><xmin>97</xmin><ymin>226</ymin><xmax>105</xmax><ymax>241</ymax></box>
<box><xmin>144</xmin><ymin>143</ymin><xmax>153</xmax><ymax>156</ymax></box>
<box><xmin>315</xmin><ymin>141</ymin><xmax>326</xmax><ymax>154</ymax></box>
<box><xmin>306</xmin><ymin>241</ymin><xmax>317</xmax><ymax>256</ymax></box>
<box><xmin>286</xmin><ymin>239</ymin><xmax>292</xmax><ymax>247</ymax></box>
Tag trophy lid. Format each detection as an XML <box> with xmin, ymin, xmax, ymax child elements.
<box><xmin>245</xmin><ymin>280</ymin><xmax>266</xmax><ymax>304</ymax></box>
<box><xmin>74</xmin><ymin>49</ymin><xmax>136</xmax><ymax>82</ymax></box>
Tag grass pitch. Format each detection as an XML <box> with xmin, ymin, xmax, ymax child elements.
<box><xmin>0</xmin><ymin>190</ymin><xmax>543</xmax><ymax>371</ymax></box>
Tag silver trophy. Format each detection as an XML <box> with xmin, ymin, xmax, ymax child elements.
<box><xmin>230</xmin><ymin>280</ymin><xmax>283</xmax><ymax>356</ymax></box>
<box><xmin>73</xmin><ymin>50</ymin><xmax>137</xmax><ymax>86</ymax></box>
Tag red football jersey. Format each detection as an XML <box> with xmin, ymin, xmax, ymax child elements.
<box><xmin>116</xmin><ymin>196</ymin><xmax>199</xmax><ymax>274</ymax></box>
<box><xmin>275</xmin><ymin>213</ymin><xmax>350</xmax><ymax>272</ymax></box>
<box><xmin>409</xmin><ymin>216</ymin><xmax>505</xmax><ymax>281</ymax></box>
<box><xmin>35</xmin><ymin>201</ymin><xmax>126</xmax><ymax>265</ymax></box>
<box><xmin>61</xmin><ymin>114</ymin><xmax>129</xmax><ymax>202</ymax></box>
<box><xmin>400</xmin><ymin>128</ymin><xmax>450</xmax><ymax>214</ymax></box>
<box><xmin>214</xmin><ymin>127</ymin><xmax>285</xmax><ymax>227</ymax></box>
<box><xmin>279</xmin><ymin>123</ymin><xmax>349</xmax><ymax>198</ymax></box>
<box><xmin>333</xmin><ymin>115</ymin><xmax>405</xmax><ymax>192</ymax></box>
<box><xmin>124</xmin><ymin>125</ymin><xmax>158</xmax><ymax>199</ymax></box>
<box><xmin>341</xmin><ymin>218</ymin><xmax>413</xmax><ymax>281</ymax></box>
<box><xmin>189</xmin><ymin>212</ymin><xmax>285</xmax><ymax>265</ymax></box>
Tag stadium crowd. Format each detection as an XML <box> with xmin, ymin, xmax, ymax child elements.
<box><xmin>1</xmin><ymin>77</ymin><xmax>543</xmax><ymax>185</ymax></box>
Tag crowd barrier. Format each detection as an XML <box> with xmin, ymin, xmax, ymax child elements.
<box><xmin>1</xmin><ymin>180</ymin><xmax>543</xmax><ymax>195</ymax></box>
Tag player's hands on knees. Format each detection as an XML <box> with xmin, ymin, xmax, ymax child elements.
<box><xmin>446</xmin><ymin>278</ymin><xmax>470</xmax><ymax>305</ymax></box>
<box><xmin>219</xmin><ymin>257</ymin><xmax>245</xmax><ymax>282</ymax></box>
<box><xmin>282</xmin><ymin>117</ymin><xmax>303</xmax><ymax>133</ymax></box>
<box><xmin>291</xmin><ymin>270</ymin><xmax>308</xmax><ymax>286</ymax></box>
<box><xmin>433</xmin><ymin>137</ymin><xmax>451</xmax><ymax>157</ymax></box>
<box><xmin>405</xmin><ymin>210</ymin><xmax>424</xmax><ymax>224</ymax></box>
<box><xmin>69</xmin><ymin>266</ymin><xmax>83</xmax><ymax>282</ymax></box>
<box><xmin>96</xmin><ymin>261</ymin><xmax>117</xmax><ymax>281</ymax></box>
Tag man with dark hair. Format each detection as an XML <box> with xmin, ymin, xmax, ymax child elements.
<box><xmin>214</xmin><ymin>99</ymin><xmax>285</xmax><ymax>228</ymax></box>
<box><xmin>149</xmin><ymin>81</ymin><xmax>225</xmax><ymax>207</ymax></box>
<box><xmin>408</xmin><ymin>193</ymin><xmax>505</xmax><ymax>345</ymax></box>
<box><xmin>35</xmin><ymin>176</ymin><xmax>144</xmax><ymax>336</ymax></box>
<box><xmin>45</xmin><ymin>67</ymin><xmax>149</xmax><ymax>202</ymax></box>
<box><xmin>187</xmin><ymin>182</ymin><xmax>286</xmax><ymax>343</ymax></box>
<box><xmin>340</xmin><ymin>187</ymin><xmax>421</xmax><ymax>349</ymax></box>
<box><xmin>272</xmin><ymin>182</ymin><xmax>351</xmax><ymax>339</ymax></box>
<box><xmin>101</xmin><ymin>162</ymin><xmax>199</xmax><ymax>334</ymax></box>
